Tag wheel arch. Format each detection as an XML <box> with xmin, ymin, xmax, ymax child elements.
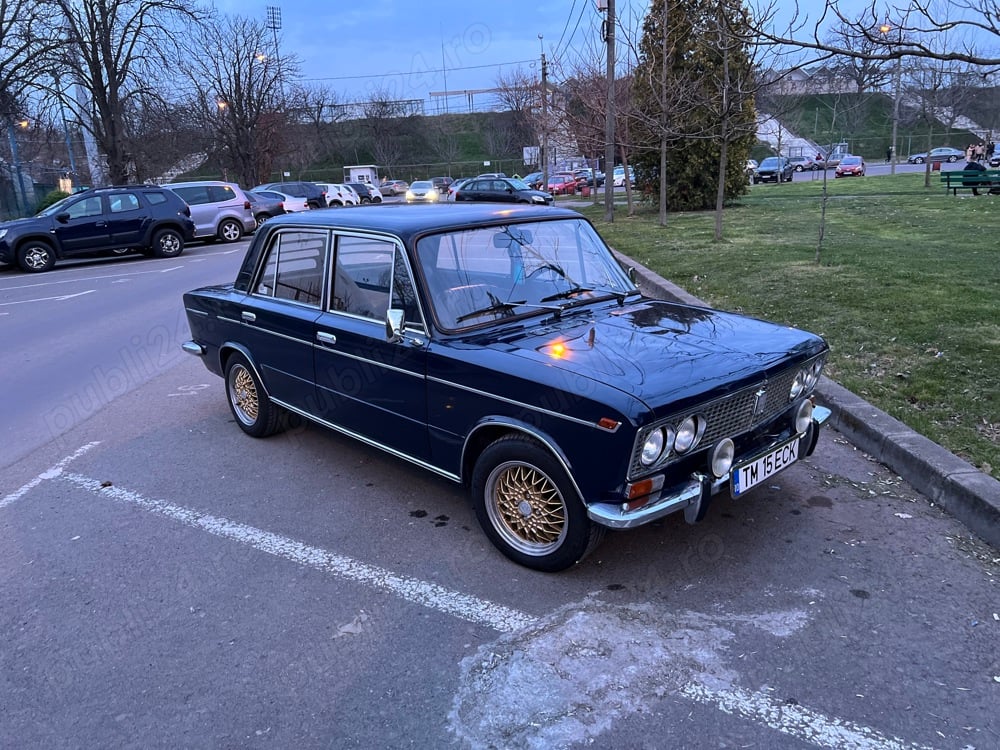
<box><xmin>14</xmin><ymin>234</ymin><xmax>63</xmax><ymax>260</ymax></box>
<box><xmin>460</xmin><ymin>417</ymin><xmax>583</xmax><ymax>500</ymax></box>
<box><xmin>218</xmin><ymin>342</ymin><xmax>271</xmax><ymax>398</ymax></box>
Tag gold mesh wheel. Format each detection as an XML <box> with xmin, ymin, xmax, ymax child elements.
<box><xmin>229</xmin><ymin>363</ymin><xmax>259</xmax><ymax>426</ymax></box>
<box><xmin>485</xmin><ymin>461</ymin><xmax>568</xmax><ymax>555</ymax></box>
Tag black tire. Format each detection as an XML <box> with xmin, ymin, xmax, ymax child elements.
<box><xmin>915</xmin><ymin>157</ymin><xmax>925</xmax><ymax>164</ymax></box>
<box><xmin>218</xmin><ymin>218</ymin><xmax>243</xmax><ymax>243</ymax></box>
<box><xmin>150</xmin><ymin>228</ymin><xmax>184</xmax><ymax>258</ymax></box>
<box><xmin>224</xmin><ymin>352</ymin><xmax>286</xmax><ymax>438</ymax></box>
<box><xmin>948</xmin><ymin>155</ymin><xmax>958</xmax><ymax>163</ymax></box>
<box><xmin>470</xmin><ymin>435</ymin><xmax>605</xmax><ymax>572</ymax></box>
<box><xmin>255</xmin><ymin>213</ymin><xmax>270</xmax><ymax>225</ymax></box>
<box><xmin>372</xmin><ymin>196</ymin><xmax>382</xmax><ymax>203</ymax></box>
<box><xmin>795</xmin><ymin>164</ymin><xmax>804</xmax><ymax>172</ymax></box>
<box><xmin>16</xmin><ymin>241</ymin><xmax>56</xmax><ymax>273</ymax></box>
<box><xmin>360</xmin><ymin>197</ymin><xmax>371</xmax><ymax>204</ymax></box>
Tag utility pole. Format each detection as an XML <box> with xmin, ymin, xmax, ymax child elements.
<box><xmin>539</xmin><ymin>34</ymin><xmax>548</xmax><ymax>192</ymax></box>
<box><xmin>602</xmin><ymin>0</ymin><xmax>616</xmax><ymax>222</ymax></box>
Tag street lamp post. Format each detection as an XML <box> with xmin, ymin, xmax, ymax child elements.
<box><xmin>6</xmin><ymin>119</ymin><xmax>30</xmax><ymax>213</ymax></box>
<box><xmin>880</xmin><ymin>21</ymin><xmax>904</xmax><ymax>176</ymax></box>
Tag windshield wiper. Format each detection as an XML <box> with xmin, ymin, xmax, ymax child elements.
<box><xmin>540</xmin><ymin>285</ymin><xmax>595</xmax><ymax>303</ymax></box>
<box><xmin>455</xmin><ymin>296</ymin><xmax>528</xmax><ymax>323</ymax></box>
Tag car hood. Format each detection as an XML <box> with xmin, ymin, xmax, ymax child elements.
<box><xmin>494</xmin><ymin>299</ymin><xmax>826</xmax><ymax>418</ymax></box>
<box><xmin>0</xmin><ymin>215</ymin><xmax>50</xmax><ymax>231</ymax></box>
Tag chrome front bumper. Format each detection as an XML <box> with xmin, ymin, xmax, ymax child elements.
<box><xmin>587</xmin><ymin>406</ymin><xmax>832</xmax><ymax>530</ymax></box>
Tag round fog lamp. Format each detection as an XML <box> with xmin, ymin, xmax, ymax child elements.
<box><xmin>711</xmin><ymin>438</ymin><xmax>735</xmax><ymax>478</ymax></box>
<box><xmin>795</xmin><ymin>399</ymin><xmax>815</xmax><ymax>434</ymax></box>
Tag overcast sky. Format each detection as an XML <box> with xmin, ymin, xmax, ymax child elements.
<box><xmin>211</xmin><ymin>0</ymin><xmax>654</xmax><ymax>105</ymax></box>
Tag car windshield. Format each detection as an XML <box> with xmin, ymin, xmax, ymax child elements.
<box><xmin>411</xmin><ymin>181</ymin><xmax>433</xmax><ymax>189</ymax></box>
<box><xmin>36</xmin><ymin>195</ymin><xmax>79</xmax><ymax>216</ymax></box>
<box><xmin>506</xmin><ymin>178</ymin><xmax>531</xmax><ymax>190</ymax></box>
<box><xmin>760</xmin><ymin>158</ymin><xmax>781</xmax><ymax>168</ymax></box>
<box><xmin>416</xmin><ymin>218</ymin><xmax>637</xmax><ymax>330</ymax></box>
<box><xmin>842</xmin><ymin>156</ymin><xmax>861</xmax><ymax>165</ymax></box>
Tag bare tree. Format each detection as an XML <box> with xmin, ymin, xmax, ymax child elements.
<box><xmin>177</xmin><ymin>13</ymin><xmax>293</xmax><ymax>186</ymax></box>
<box><xmin>362</xmin><ymin>87</ymin><xmax>414</xmax><ymax>174</ymax></box>
<box><xmin>0</xmin><ymin>1</ymin><xmax>63</xmax><ymax>104</ymax></box>
<box><xmin>46</xmin><ymin>0</ymin><xmax>206</xmax><ymax>185</ymax></box>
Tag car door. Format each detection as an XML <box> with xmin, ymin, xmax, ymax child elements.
<box><xmin>238</xmin><ymin>228</ymin><xmax>328</xmax><ymax>412</ymax></box>
<box><xmin>106</xmin><ymin>190</ymin><xmax>147</xmax><ymax>247</ymax></box>
<box><xmin>313</xmin><ymin>233</ymin><xmax>430</xmax><ymax>460</ymax></box>
<box><xmin>51</xmin><ymin>194</ymin><xmax>111</xmax><ymax>255</ymax></box>
<box><xmin>491</xmin><ymin>179</ymin><xmax>516</xmax><ymax>202</ymax></box>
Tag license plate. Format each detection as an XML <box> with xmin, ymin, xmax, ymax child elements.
<box><xmin>731</xmin><ymin>439</ymin><xmax>799</xmax><ymax>496</ymax></box>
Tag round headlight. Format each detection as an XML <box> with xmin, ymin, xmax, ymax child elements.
<box><xmin>674</xmin><ymin>416</ymin><xmax>700</xmax><ymax>454</ymax></box>
<box><xmin>790</xmin><ymin>370</ymin><xmax>806</xmax><ymax>400</ymax></box>
<box><xmin>711</xmin><ymin>438</ymin><xmax>735</xmax><ymax>478</ymax></box>
<box><xmin>640</xmin><ymin>428</ymin><xmax>665</xmax><ymax>466</ymax></box>
<box><xmin>795</xmin><ymin>399</ymin><xmax>815</xmax><ymax>434</ymax></box>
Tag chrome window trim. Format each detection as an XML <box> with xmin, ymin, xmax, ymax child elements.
<box><xmin>185</xmin><ymin>307</ymin><xmax>209</xmax><ymax>317</ymax></box>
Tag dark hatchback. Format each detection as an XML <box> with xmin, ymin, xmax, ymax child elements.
<box><xmin>0</xmin><ymin>185</ymin><xmax>195</xmax><ymax>273</ymax></box>
<box><xmin>451</xmin><ymin>177</ymin><xmax>553</xmax><ymax>205</ymax></box>
<box><xmin>182</xmin><ymin>205</ymin><xmax>830</xmax><ymax>571</ymax></box>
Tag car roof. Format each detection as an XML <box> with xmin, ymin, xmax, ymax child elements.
<box><xmin>259</xmin><ymin>203</ymin><xmax>580</xmax><ymax>242</ymax></box>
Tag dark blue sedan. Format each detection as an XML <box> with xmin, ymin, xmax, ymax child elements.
<box><xmin>182</xmin><ymin>205</ymin><xmax>830</xmax><ymax>571</ymax></box>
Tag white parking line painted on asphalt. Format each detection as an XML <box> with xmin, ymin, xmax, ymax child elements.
<box><xmin>58</xmin><ymin>471</ymin><xmax>535</xmax><ymax>634</ymax></box>
<box><xmin>680</xmin><ymin>683</ymin><xmax>937</xmax><ymax>750</ymax></box>
<box><xmin>0</xmin><ymin>442</ymin><xmax>101</xmax><ymax>510</ymax></box>
<box><xmin>8</xmin><ymin>448</ymin><xmax>938</xmax><ymax>750</ymax></box>
<box><xmin>0</xmin><ymin>289</ymin><xmax>96</xmax><ymax>307</ymax></box>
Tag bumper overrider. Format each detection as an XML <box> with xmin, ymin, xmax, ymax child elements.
<box><xmin>587</xmin><ymin>404</ymin><xmax>832</xmax><ymax>529</ymax></box>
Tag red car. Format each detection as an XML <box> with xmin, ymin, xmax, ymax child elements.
<box><xmin>546</xmin><ymin>173</ymin><xmax>579</xmax><ymax>195</ymax></box>
<box><xmin>835</xmin><ymin>155</ymin><xmax>866</xmax><ymax>177</ymax></box>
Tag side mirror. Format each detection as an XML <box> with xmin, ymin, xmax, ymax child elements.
<box><xmin>56</xmin><ymin>212</ymin><xmax>71</xmax><ymax>223</ymax></box>
<box><xmin>385</xmin><ymin>308</ymin><xmax>405</xmax><ymax>343</ymax></box>
<box><xmin>626</xmin><ymin>266</ymin><xmax>637</xmax><ymax>283</ymax></box>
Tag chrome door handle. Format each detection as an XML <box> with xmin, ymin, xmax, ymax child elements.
<box><xmin>316</xmin><ymin>331</ymin><xmax>337</xmax><ymax>345</ymax></box>
<box><xmin>241</xmin><ymin>311</ymin><xmax>256</xmax><ymax>322</ymax></box>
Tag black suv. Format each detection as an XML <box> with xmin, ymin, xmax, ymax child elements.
<box><xmin>255</xmin><ymin>181</ymin><xmax>326</xmax><ymax>209</ymax></box>
<box><xmin>0</xmin><ymin>185</ymin><xmax>196</xmax><ymax>273</ymax></box>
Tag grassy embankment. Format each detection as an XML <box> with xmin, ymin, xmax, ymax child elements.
<box><xmin>580</xmin><ymin>172</ymin><xmax>999</xmax><ymax>479</ymax></box>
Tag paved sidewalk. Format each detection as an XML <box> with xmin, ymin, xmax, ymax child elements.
<box><xmin>613</xmin><ymin>249</ymin><xmax>1000</xmax><ymax>549</ymax></box>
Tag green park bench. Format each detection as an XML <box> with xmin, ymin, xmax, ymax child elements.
<box><xmin>940</xmin><ymin>169</ymin><xmax>1000</xmax><ymax>196</ymax></box>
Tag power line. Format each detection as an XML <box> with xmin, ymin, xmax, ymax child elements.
<box><xmin>553</xmin><ymin>1</ymin><xmax>590</xmax><ymax>62</ymax></box>
<box><xmin>554</xmin><ymin>0</ymin><xmax>580</xmax><ymax>57</ymax></box>
<box><xmin>298</xmin><ymin>59</ymin><xmax>536</xmax><ymax>84</ymax></box>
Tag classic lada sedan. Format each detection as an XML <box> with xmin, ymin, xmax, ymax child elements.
<box><xmin>182</xmin><ymin>205</ymin><xmax>830</xmax><ymax>571</ymax></box>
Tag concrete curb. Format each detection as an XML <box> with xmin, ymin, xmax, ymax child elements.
<box><xmin>612</xmin><ymin>249</ymin><xmax>1000</xmax><ymax>549</ymax></box>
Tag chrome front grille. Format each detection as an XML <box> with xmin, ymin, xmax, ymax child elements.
<box><xmin>628</xmin><ymin>355</ymin><xmax>824</xmax><ymax>479</ymax></box>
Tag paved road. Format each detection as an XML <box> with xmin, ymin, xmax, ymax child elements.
<box><xmin>1</xmin><ymin>219</ymin><xmax>997</xmax><ymax>749</ymax></box>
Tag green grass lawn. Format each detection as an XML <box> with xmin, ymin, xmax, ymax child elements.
<box><xmin>580</xmin><ymin>173</ymin><xmax>1000</xmax><ymax>479</ymax></box>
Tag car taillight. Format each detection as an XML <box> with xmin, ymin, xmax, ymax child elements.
<box><xmin>243</xmin><ymin>200</ymin><xmax>250</xmax><ymax>209</ymax></box>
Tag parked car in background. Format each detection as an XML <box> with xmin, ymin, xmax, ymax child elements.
<box><xmin>573</xmin><ymin>168</ymin><xmax>605</xmax><ymax>187</ymax></box>
<box><xmin>522</xmin><ymin>171</ymin><xmax>544</xmax><ymax>189</ymax></box>
<box><xmin>245</xmin><ymin>190</ymin><xmax>285</xmax><ymax>226</ymax></box>
<box><xmin>445</xmin><ymin>178</ymin><xmax>472</xmax><ymax>201</ymax></box>
<box><xmin>346</xmin><ymin>182</ymin><xmax>383</xmax><ymax>204</ymax></box>
<box><xmin>429</xmin><ymin>177</ymin><xmax>454</xmax><ymax>191</ymax></box>
<box><xmin>252</xmin><ymin>189</ymin><xmax>309</xmax><ymax>213</ymax></box>
<box><xmin>0</xmin><ymin>185</ymin><xmax>194</xmax><ymax>272</ymax></box>
<box><xmin>752</xmin><ymin>157</ymin><xmax>794</xmax><ymax>183</ymax></box>
<box><xmin>255</xmin><ymin>181</ymin><xmax>326</xmax><ymax>209</ymax></box>
<box><xmin>164</xmin><ymin>181</ymin><xmax>255</xmax><ymax>242</ymax></box>
<box><xmin>835</xmin><ymin>155</ymin><xmax>866</xmax><ymax>177</ymax></box>
<box><xmin>313</xmin><ymin>183</ymin><xmax>357</xmax><ymax>207</ymax></box>
<box><xmin>451</xmin><ymin>176</ymin><xmax>553</xmax><ymax>205</ymax></box>
<box><xmin>906</xmin><ymin>147</ymin><xmax>965</xmax><ymax>164</ymax></box>
<box><xmin>380</xmin><ymin>179</ymin><xmax>409</xmax><ymax>196</ymax></box>
<box><xmin>335</xmin><ymin>184</ymin><xmax>362</xmax><ymax>206</ymax></box>
<box><xmin>181</xmin><ymin>204</ymin><xmax>831</xmax><ymax>571</ymax></box>
<box><xmin>476</xmin><ymin>172</ymin><xmax>508</xmax><ymax>179</ymax></box>
<box><xmin>547</xmin><ymin>172</ymin><xmax>579</xmax><ymax>195</ymax></box>
<box><xmin>404</xmin><ymin>180</ymin><xmax>441</xmax><ymax>202</ymax></box>
<box><xmin>787</xmin><ymin>155</ymin><xmax>821</xmax><ymax>172</ymax></box>
<box><xmin>613</xmin><ymin>165</ymin><xmax>636</xmax><ymax>186</ymax></box>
